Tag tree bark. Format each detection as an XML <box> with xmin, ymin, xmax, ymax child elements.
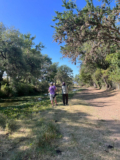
<box><xmin>93</xmin><ymin>82</ymin><xmax>97</xmax><ymax>88</ymax></box>
<box><xmin>0</xmin><ymin>71</ymin><xmax>4</xmax><ymax>90</ymax></box>
<box><xmin>103</xmin><ymin>77</ymin><xmax>109</xmax><ymax>89</ymax></box>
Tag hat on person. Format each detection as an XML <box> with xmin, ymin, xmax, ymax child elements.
<box><xmin>62</xmin><ymin>82</ymin><xmax>65</xmax><ymax>85</ymax></box>
<box><xmin>50</xmin><ymin>82</ymin><xmax>53</xmax><ymax>85</ymax></box>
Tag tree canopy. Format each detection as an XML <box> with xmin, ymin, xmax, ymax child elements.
<box><xmin>53</xmin><ymin>0</ymin><xmax>120</xmax><ymax>63</ymax></box>
<box><xmin>0</xmin><ymin>23</ymin><xmax>73</xmax><ymax>97</ymax></box>
<box><xmin>52</xmin><ymin>0</ymin><xmax>120</xmax><ymax>89</ymax></box>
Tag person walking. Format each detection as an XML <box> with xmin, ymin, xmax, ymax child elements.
<box><xmin>48</xmin><ymin>82</ymin><xmax>57</xmax><ymax>107</ymax></box>
<box><xmin>62</xmin><ymin>82</ymin><xmax>68</xmax><ymax>105</ymax></box>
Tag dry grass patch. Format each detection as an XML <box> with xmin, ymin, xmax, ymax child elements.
<box><xmin>0</xmin><ymin>111</ymin><xmax>62</xmax><ymax>160</ymax></box>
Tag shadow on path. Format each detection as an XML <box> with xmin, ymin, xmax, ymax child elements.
<box><xmin>71</xmin><ymin>88</ymin><xmax>117</xmax><ymax>108</ymax></box>
<box><xmin>53</xmin><ymin>105</ymin><xmax>120</xmax><ymax>160</ymax></box>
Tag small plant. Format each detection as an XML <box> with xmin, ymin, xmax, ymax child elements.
<box><xmin>6</xmin><ymin>119</ymin><xmax>17</xmax><ymax>133</ymax></box>
<box><xmin>0</xmin><ymin>113</ymin><xmax>7</xmax><ymax>129</ymax></box>
<box><xmin>35</xmin><ymin>122</ymin><xmax>61</xmax><ymax>150</ymax></box>
<box><xmin>47</xmin><ymin>122</ymin><xmax>59</xmax><ymax>133</ymax></box>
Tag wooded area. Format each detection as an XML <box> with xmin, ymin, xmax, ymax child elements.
<box><xmin>0</xmin><ymin>23</ymin><xmax>73</xmax><ymax>97</ymax></box>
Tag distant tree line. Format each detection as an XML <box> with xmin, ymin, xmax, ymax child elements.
<box><xmin>0</xmin><ymin>23</ymin><xmax>73</xmax><ymax>97</ymax></box>
<box><xmin>53</xmin><ymin>0</ymin><xmax>120</xmax><ymax>89</ymax></box>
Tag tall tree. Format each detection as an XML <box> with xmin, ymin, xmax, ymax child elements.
<box><xmin>0</xmin><ymin>23</ymin><xmax>51</xmax><ymax>91</ymax></box>
<box><xmin>52</xmin><ymin>0</ymin><xmax>120</xmax><ymax>64</ymax></box>
<box><xmin>0</xmin><ymin>23</ymin><xmax>26</xmax><ymax>88</ymax></box>
<box><xmin>56</xmin><ymin>65</ymin><xmax>73</xmax><ymax>87</ymax></box>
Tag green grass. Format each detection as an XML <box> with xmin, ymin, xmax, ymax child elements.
<box><xmin>0</xmin><ymin>88</ymin><xmax>78</xmax><ymax>160</ymax></box>
<box><xmin>0</xmin><ymin>113</ymin><xmax>6</xmax><ymax>128</ymax></box>
<box><xmin>6</xmin><ymin>119</ymin><xmax>18</xmax><ymax>133</ymax></box>
<box><xmin>0</xmin><ymin>88</ymin><xmax>77</xmax><ymax>128</ymax></box>
<box><xmin>34</xmin><ymin>122</ymin><xmax>61</xmax><ymax>149</ymax></box>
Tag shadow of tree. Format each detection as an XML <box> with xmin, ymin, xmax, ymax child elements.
<box><xmin>69</xmin><ymin>88</ymin><xmax>117</xmax><ymax>108</ymax></box>
<box><xmin>52</xmin><ymin>107</ymin><xmax>120</xmax><ymax>160</ymax></box>
<box><xmin>1</xmin><ymin>107</ymin><xmax>120</xmax><ymax>160</ymax></box>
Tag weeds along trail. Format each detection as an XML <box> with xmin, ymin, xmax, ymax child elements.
<box><xmin>0</xmin><ymin>88</ymin><xmax>77</xmax><ymax>160</ymax></box>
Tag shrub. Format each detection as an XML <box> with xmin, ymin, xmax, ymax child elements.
<box><xmin>0</xmin><ymin>90</ymin><xmax>4</xmax><ymax>97</ymax></box>
<box><xmin>1</xmin><ymin>78</ymin><xmax>8</xmax><ymax>85</ymax></box>
<box><xmin>1</xmin><ymin>84</ymin><xmax>14</xmax><ymax>97</ymax></box>
<box><xmin>9</xmin><ymin>82</ymin><xmax>36</xmax><ymax>96</ymax></box>
<box><xmin>37</xmin><ymin>81</ymin><xmax>49</xmax><ymax>93</ymax></box>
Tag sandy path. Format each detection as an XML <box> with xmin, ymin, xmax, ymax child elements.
<box><xmin>53</xmin><ymin>88</ymin><xmax>120</xmax><ymax>160</ymax></box>
<box><xmin>77</xmin><ymin>88</ymin><xmax>120</xmax><ymax>120</ymax></box>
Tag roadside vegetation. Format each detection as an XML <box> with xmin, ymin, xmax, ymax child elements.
<box><xmin>0</xmin><ymin>87</ymin><xmax>77</xmax><ymax>160</ymax></box>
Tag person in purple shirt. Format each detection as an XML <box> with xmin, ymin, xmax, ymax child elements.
<box><xmin>48</xmin><ymin>82</ymin><xmax>57</xmax><ymax>107</ymax></box>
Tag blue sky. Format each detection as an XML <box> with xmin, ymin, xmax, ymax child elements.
<box><xmin>0</xmin><ymin>0</ymin><xmax>104</xmax><ymax>77</ymax></box>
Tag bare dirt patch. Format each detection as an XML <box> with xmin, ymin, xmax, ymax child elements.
<box><xmin>76</xmin><ymin>88</ymin><xmax>120</xmax><ymax>121</ymax></box>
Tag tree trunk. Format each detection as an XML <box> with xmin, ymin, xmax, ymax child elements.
<box><xmin>103</xmin><ymin>77</ymin><xmax>109</xmax><ymax>89</ymax></box>
<box><xmin>29</xmin><ymin>78</ymin><xmax>31</xmax><ymax>84</ymax></box>
<box><xmin>0</xmin><ymin>71</ymin><xmax>4</xmax><ymax>91</ymax></box>
<box><xmin>93</xmin><ymin>82</ymin><xmax>97</xmax><ymax>88</ymax></box>
<box><xmin>109</xmin><ymin>81</ymin><xmax>112</xmax><ymax>89</ymax></box>
<box><xmin>118</xmin><ymin>84</ymin><xmax>120</xmax><ymax>90</ymax></box>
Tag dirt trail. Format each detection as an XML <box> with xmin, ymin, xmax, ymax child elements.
<box><xmin>53</xmin><ymin>88</ymin><xmax>120</xmax><ymax>160</ymax></box>
<box><xmin>77</xmin><ymin>88</ymin><xmax>120</xmax><ymax>120</ymax></box>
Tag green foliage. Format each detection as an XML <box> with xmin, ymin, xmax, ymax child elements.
<box><xmin>92</xmin><ymin>69</ymin><xmax>103</xmax><ymax>89</ymax></box>
<box><xmin>55</xmin><ymin>65</ymin><xmax>73</xmax><ymax>87</ymax></box>
<box><xmin>37</xmin><ymin>81</ymin><xmax>49</xmax><ymax>93</ymax></box>
<box><xmin>0</xmin><ymin>98</ymin><xmax>51</xmax><ymax>120</ymax></box>
<box><xmin>105</xmin><ymin>52</ymin><xmax>120</xmax><ymax>82</ymax></box>
<box><xmin>0</xmin><ymin>82</ymin><xmax>39</xmax><ymax>97</ymax></box>
<box><xmin>14</xmin><ymin>83</ymin><xmax>36</xmax><ymax>96</ymax></box>
<box><xmin>0</xmin><ymin>113</ymin><xmax>6</xmax><ymax>129</ymax></box>
<box><xmin>45</xmin><ymin>62</ymin><xmax>58</xmax><ymax>82</ymax></box>
<box><xmin>1</xmin><ymin>84</ymin><xmax>13</xmax><ymax>97</ymax></box>
<box><xmin>62</xmin><ymin>0</ymin><xmax>77</xmax><ymax>9</ymax></box>
<box><xmin>74</xmin><ymin>74</ymin><xmax>80</xmax><ymax>85</ymax></box>
<box><xmin>52</xmin><ymin>0</ymin><xmax>120</xmax><ymax>89</ymax></box>
<box><xmin>0</xmin><ymin>23</ymin><xmax>51</xmax><ymax>97</ymax></box>
<box><xmin>79</xmin><ymin>65</ymin><xmax>93</xmax><ymax>86</ymax></box>
<box><xmin>0</xmin><ymin>23</ymin><xmax>74</xmax><ymax>97</ymax></box>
